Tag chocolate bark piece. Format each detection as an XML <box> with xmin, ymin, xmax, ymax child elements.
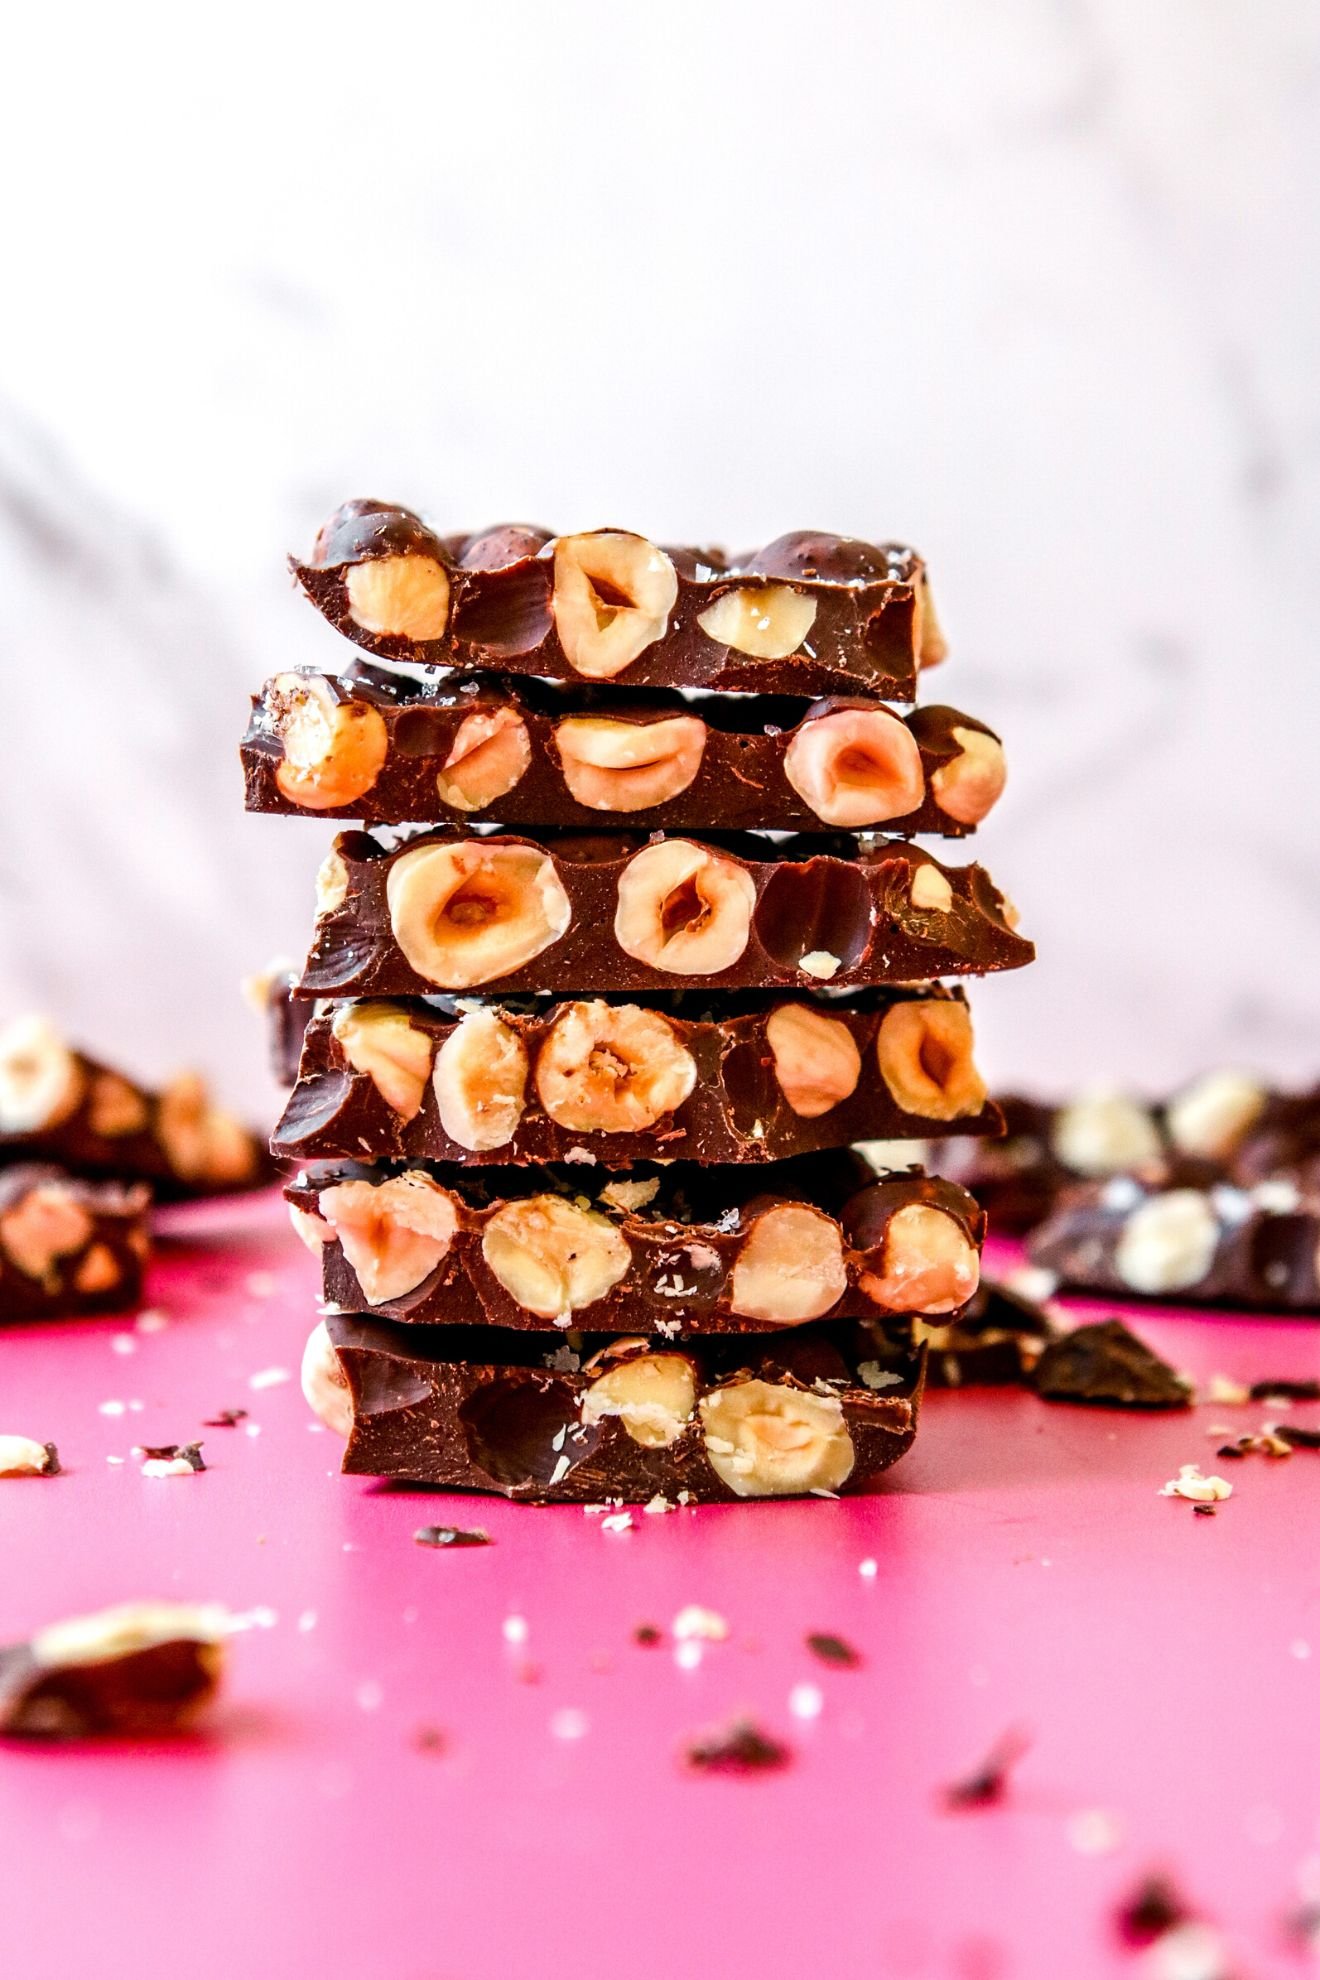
<box><xmin>0</xmin><ymin>1601</ymin><xmax>227</xmax><ymax>1738</ymax></box>
<box><xmin>242</xmin><ymin>960</ymin><xmax>312</xmax><ymax>1087</ymax></box>
<box><xmin>1027</xmin><ymin>1176</ymin><xmax>1320</xmax><ymax>1312</ymax></box>
<box><xmin>298</xmin><ymin>826</ymin><xmax>1032</xmax><ymax>1000</ymax></box>
<box><xmin>313</xmin><ymin>1309</ymin><xmax>925</xmax><ymax>1502</ymax></box>
<box><xmin>0</xmin><ymin>1165</ymin><xmax>150</xmax><ymax>1321</ymax></box>
<box><xmin>933</xmin><ymin>1095</ymin><xmax>1066</xmax><ymax>1234</ymax></box>
<box><xmin>921</xmin><ymin>1275</ymin><xmax>1058</xmax><ymax>1388</ymax></box>
<box><xmin>1031</xmin><ymin>1318</ymin><xmax>1192</xmax><ymax>1408</ymax></box>
<box><xmin>243</xmin><ymin>664</ymin><xmax>1003</xmax><ymax>837</ymax></box>
<box><xmin>273</xmin><ymin>985</ymin><xmax>1002</xmax><ymax>1169</ymax></box>
<box><xmin>0</xmin><ymin>1015</ymin><xmax>270</xmax><ymax>1199</ymax></box>
<box><xmin>293</xmin><ymin>506</ymin><xmax>943</xmax><ymax>699</ymax></box>
<box><xmin>286</xmin><ymin>1151</ymin><xmax>985</xmax><ymax>1334</ymax></box>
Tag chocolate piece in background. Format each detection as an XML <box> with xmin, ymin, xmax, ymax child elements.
<box><xmin>286</xmin><ymin>1151</ymin><xmax>985</xmax><ymax>1335</ymax></box>
<box><xmin>685</xmin><ymin>1719</ymin><xmax>791</xmax><ymax>1772</ymax></box>
<box><xmin>241</xmin><ymin>960</ymin><xmax>312</xmax><ymax>1088</ymax></box>
<box><xmin>298</xmin><ymin>825</ymin><xmax>1032</xmax><ymax>1001</ymax></box>
<box><xmin>1027</xmin><ymin>1175</ymin><xmax>1320</xmax><ymax>1312</ymax></box>
<box><xmin>1031</xmin><ymin>1318</ymin><xmax>1192</xmax><ymax>1408</ymax></box>
<box><xmin>0</xmin><ymin>1601</ymin><xmax>227</xmax><ymax>1739</ymax></box>
<box><xmin>0</xmin><ymin>1015</ymin><xmax>271</xmax><ymax>1199</ymax></box>
<box><xmin>0</xmin><ymin>1164</ymin><xmax>150</xmax><ymax>1322</ymax></box>
<box><xmin>293</xmin><ymin>505</ymin><xmax>944</xmax><ymax>699</ymax></box>
<box><xmin>274</xmin><ymin>985</ymin><xmax>1002</xmax><ymax>1170</ymax></box>
<box><xmin>920</xmin><ymin>1274</ymin><xmax>1058</xmax><ymax>1389</ymax></box>
<box><xmin>308</xmin><ymin>1309</ymin><xmax>925</xmax><ymax>1503</ymax></box>
<box><xmin>243</xmin><ymin>663</ymin><xmax>1006</xmax><ymax>837</ymax></box>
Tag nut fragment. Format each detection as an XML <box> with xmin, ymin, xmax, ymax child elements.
<box><xmin>909</xmin><ymin>862</ymin><xmax>954</xmax><ymax>912</ymax></box>
<box><xmin>1165</xmin><ymin>1070</ymin><xmax>1267</xmax><ymax>1162</ymax></box>
<box><xmin>764</xmin><ymin>1005</ymin><xmax>861</xmax><ymax>1118</ymax></box>
<box><xmin>481</xmin><ymin>1195</ymin><xmax>630</xmax><ymax>1319</ymax></box>
<box><xmin>288</xmin><ymin>1203</ymin><xmax>331</xmax><ymax>1252</ymax></box>
<box><xmin>1</xmin><ymin>1601</ymin><xmax>229</xmax><ymax>1739</ymax></box>
<box><xmin>783</xmin><ymin>708</ymin><xmax>924</xmax><ymax>827</ymax></box>
<box><xmin>74</xmin><ymin>1244</ymin><xmax>123</xmax><ymax>1294</ymax></box>
<box><xmin>1051</xmin><ymin>1091</ymin><xmax>1161</xmax><ymax>1177</ymax></box>
<box><xmin>581</xmin><ymin>1353</ymin><xmax>697</xmax><ymax>1446</ymax></box>
<box><xmin>696</xmin><ymin>584</ymin><xmax>818</xmax><ymax>659</ymax></box>
<box><xmin>386</xmin><ymin>841</ymin><xmax>572</xmax><ymax>988</ymax></box>
<box><xmin>534</xmin><ymin>1002</ymin><xmax>696</xmax><ymax>1132</ymax></box>
<box><xmin>0</xmin><ymin>1436</ymin><xmax>59</xmax><ymax>1477</ymax></box>
<box><xmin>318</xmin><ymin>1172</ymin><xmax>459</xmax><ymax>1304</ymax></box>
<box><xmin>331</xmin><ymin>1003</ymin><xmax>434</xmax><ymax>1120</ymax></box>
<box><xmin>300</xmin><ymin>1320</ymin><xmax>354</xmax><ymax>1437</ymax></box>
<box><xmin>700</xmin><ymin>1381</ymin><xmax>854</xmax><ymax>1497</ymax></box>
<box><xmin>87</xmin><ymin>1074</ymin><xmax>149</xmax><ymax>1139</ymax></box>
<box><xmin>315</xmin><ymin>849</ymin><xmax>349</xmax><ymax>918</ymax></box>
<box><xmin>157</xmin><ymin>1075</ymin><xmax>258</xmax><ymax>1186</ymax></box>
<box><xmin>344</xmin><ymin>554</ymin><xmax>451</xmax><ymax>642</ymax></box>
<box><xmin>435</xmin><ymin>708</ymin><xmax>532</xmax><ymax>812</ymax></box>
<box><xmin>272</xmin><ymin>674</ymin><xmax>389</xmax><ymax>810</ymax></box>
<box><xmin>1115</xmin><ymin>1190</ymin><xmax>1219</xmax><ymax>1294</ymax></box>
<box><xmin>930</xmin><ymin>727</ymin><xmax>1006</xmax><ymax>826</ymax></box>
<box><xmin>555</xmin><ymin>715</ymin><xmax>706</xmax><ymax>812</ymax></box>
<box><xmin>432</xmin><ymin>1008</ymin><xmax>529</xmax><ymax>1151</ymax></box>
<box><xmin>614</xmin><ymin>839</ymin><xmax>755</xmax><ymax>976</ymax></box>
<box><xmin>875</xmin><ymin>1001</ymin><xmax>987</xmax><ymax>1122</ymax></box>
<box><xmin>0</xmin><ymin>1184</ymin><xmax>93</xmax><ymax>1281</ymax></box>
<box><xmin>861</xmin><ymin>1203</ymin><xmax>979</xmax><ymax>1314</ymax></box>
<box><xmin>729</xmin><ymin>1204</ymin><xmax>847</xmax><ymax>1322</ymax></box>
<box><xmin>551</xmin><ymin>532</ymin><xmax>678</xmax><ymax>679</ymax></box>
<box><xmin>0</xmin><ymin>1015</ymin><xmax>83</xmax><ymax>1135</ymax></box>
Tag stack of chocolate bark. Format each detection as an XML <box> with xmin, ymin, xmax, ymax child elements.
<box><xmin>244</xmin><ymin>507</ymin><xmax>1034</xmax><ymax>1500</ymax></box>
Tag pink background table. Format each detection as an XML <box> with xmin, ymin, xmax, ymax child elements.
<box><xmin>3</xmin><ymin>1192</ymin><xmax>1319</xmax><ymax>1978</ymax></box>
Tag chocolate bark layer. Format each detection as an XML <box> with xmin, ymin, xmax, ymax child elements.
<box><xmin>286</xmin><ymin>1151</ymin><xmax>985</xmax><ymax>1334</ymax></box>
<box><xmin>314</xmin><ymin>1310</ymin><xmax>925</xmax><ymax>1502</ymax></box>
<box><xmin>293</xmin><ymin>505</ymin><xmax>945</xmax><ymax>698</ymax></box>
<box><xmin>0</xmin><ymin>1165</ymin><xmax>150</xmax><ymax>1321</ymax></box>
<box><xmin>273</xmin><ymin>986</ymin><xmax>1002</xmax><ymax>1168</ymax></box>
<box><xmin>0</xmin><ymin>1016</ymin><xmax>270</xmax><ymax>1199</ymax></box>
<box><xmin>1027</xmin><ymin>1175</ymin><xmax>1320</xmax><ymax>1311</ymax></box>
<box><xmin>243</xmin><ymin>664</ymin><xmax>1002</xmax><ymax>836</ymax></box>
<box><xmin>299</xmin><ymin>827</ymin><xmax>1032</xmax><ymax>999</ymax></box>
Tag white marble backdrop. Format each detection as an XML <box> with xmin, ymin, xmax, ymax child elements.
<box><xmin>1</xmin><ymin>0</ymin><xmax>1317</xmax><ymax>1117</ymax></box>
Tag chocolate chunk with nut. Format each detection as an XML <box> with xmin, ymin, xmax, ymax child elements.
<box><xmin>1031</xmin><ymin>1319</ymin><xmax>1192</xmax><ymax>1408</ymax></box>
<box><xmin>0</xmin><ymin>1164</ymin><xmax>151</xmax><ymax>1321</ymax></box>
<box><xmin>921</xmin><ymin>1274</ymin><xmax>1058</xmax><ymax>1389</ymax></box>
<box><xmin>0</xmin><ymin>1601</ymin><xmax>228</xmax><ymax>1738</ymax></box>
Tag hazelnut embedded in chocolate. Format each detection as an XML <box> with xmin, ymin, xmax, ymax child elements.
<box><xmin>614</xmin><ymin>839</ymin><xmax>755</xmax><ymax>975</ymax></box>
<box><xmin>550</xmin><ymin>532</ymin><xmax>678</xmax><ymax>679</ymax></box>
<box><xmin>432</xmin><ymin>1008</ymin><xmax>529</xmax><ymax>1152</ymax></box>
<box><xmin>386</xmin><ymin>840</ymin><xmax>572</xmax><ymax>988</ymax></box>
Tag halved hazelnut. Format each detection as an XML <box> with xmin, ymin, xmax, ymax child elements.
<box><xmin>696</xmin><ymin>585</ymin><xmax>818</xmax><ymax>659</ymax></box>
<box><xmin>1165</xmin><ymin>1070</ymin><xmax>1267</xmax><ymax>1162</ymax></box>
<box><xmin>300</xmin><ymin>1320</ymin><xmax>354</xmax><ymax>1437</ymax></box>
<box><xmin>0</xmin><ymin>1015</ymin><xmax>83</xmax><ymax>1135</ymax></box>
<box><xmin>783</xmin><ymin>708</ymin><xmax>924</xmax><ymax>827</ymax></box>
<box><xmin>0</xmin><ymin>1185</ymin><xmax>93</xmax><ymax>1282</ymax></box>
<box><xmin>1051</xmin><ymin>1092</ymin><xmax>1160</xmax><ymax>1177</ymax></box>
<box><xmin>272</xmin><ymin>675</ymin><xmax>389</xmax><ymax>810</ymax></box>
<box><xmin>481</xmin><ymin>1196</ymin><xmax>630</xmax><ymax>1319</ymax></box>
<box><xmin>915</xmin><ymin>576</ymin><xmax>948</xmax><ymax>668</ymax></box>
<box><xmin>344</xmin><ymin>554</ymin><xmax>451</xmax><ymax>642</ymax></box>
<box><xmin>909</xmin><ymin>862</ymin><xmax>954</xmax><ymax>912</ymax></box>
<box><xmin>930</xmin><ymin>727</ymin><xmax>1006</xmax><ymax>826</ymax></box>
<box><xmin>581</xmin><ymin>1353</ymin><xmax>697</xmax><ymax>1447</ymax></box>
<box><xmin>87</xmin><ymin>1074</ymin><xmax>148</xmax><ymax>1139</ymax></box>
<box><xmin>315</xmin><ymin>849</ymin><xmax>349</xmax><ymax>918</ymax></box>
<box><xmin>764</xmin><ymin>1004</ymin><xmax>861</xmax><ymax>1118</ymax></box>
<box><xmin>550</xmin><ymin>532</ymin><xmax>678</xmax><ymax>679</ymax></box>
<box><xmin>555</xmin><ymin>716</ymin><xmax>706</xmax><ymax>812</ymax></box>
<box><xmin>74</xmin><ymin>1244</ymin><xmax>123</xmax><ymax>1294</ymax></box>
<box><xmin>435</xmin><ymin>708</ymin><xmax>532</xmax><ymax>812</ymax></box>
<box><xmin>317</xmin><ymin>1172</ymin><xmax>459</xmax><ymax>1305</ymax></box>
<box><xmin>614</xmin><ymin>840</ymin><xmax>755</xmax><ymax>976</ymax></box>
<box><xmin>861</xmin><ymin>1203</ymin><xmax>979</xmax><ymax>1315</ymax></box>
<box><xmin>331</xmin><ymin>1003</ymin><xmax>434</xmax><ymax>1120</ymax></box>
<box><xmin>875</xmin><ymin>1001</ymin><xmax>987</xmax><ymax>1122</ymax></box>
<box><xmin>534</xmin><ymin>1002</ymin><xmax>696</xmax><ymax>1132</ymax></box>
<box><xmin>432</xmin><ymin>1008</ymin><xmax>529</xmax><ymax>1151</ymax></box>
<box><xmin>729</xmin><ymin>1204</ymin><xmax>847</xmax><ymax>1322</ymax></box>
<box><xmin>386</xmin><ymin>841</ymin><xmax>571</xmax><ymax>988</ymax></box>
<box><xmin>157</xmin><ymin>1076</ymin><xmax>258</xmax><ymax>1186</ymax></box>
<box><xmin>700</xmin><ymin>1381</ymin><xmax>854</xmax><ymax>1497</ymax></box>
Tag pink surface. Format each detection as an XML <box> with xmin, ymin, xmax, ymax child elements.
<box><xmin>4</xmin><ymin>1197</ymin><xmax>1320</xmax><ymax>1978</ymax></box>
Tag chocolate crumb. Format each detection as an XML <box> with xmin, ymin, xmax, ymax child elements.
<box><xmin>41</xmin><ymin>1442</ymin><xmax>60</xmax><ymax>1476</ymax></box>
<box><xmin>1248</xmin><ymin>1379</ymin><xmax>1320</xmax><ymax>1402</ymax></box>
<box><xmin>806</xmin><ymin>1631</ymin><xmax>861</xmax><ymax>1668</ymax></box>
<box><xmin>1115</xmin><ymin>1872</ymin><xmax>1189</xmax><ymax>1945</ymax></box>
<box><xmin>942</xmin><ymin>1728</ymin><xmax>1031</xmax><ymax>1809</ymax></box>
<box><xmin>1216</xmin><ymin>1442</ymin><xmax>1250</xmax><ymax>1459</ymax></box>
<box><xmin>686</xmin><ymin>1717</ymin><xmax>790</xmax><ymax>1773</ymax></box>
<box><xmin>1032</xmin><ymin>1320</ymin><xmax>1191</xmax><ymax>1409</ymax></box>
<box><xmin>413</xmin><ymin>1725</ymin><xmax>446</xmax><ymax>1754</ymax></box>
<box><xmin>634</xmin><ymin>1624</ymin><xmax>663</xmax><ymax>1647</ymax></box>
<box><xmin>136</xmin><ymin>1441</ymin><xmax>205</xmax><ymax>1471</ymax></box>
<box><xmin>1193</xmin><ymin>1504</ymin><xmax>1217</xmax><ymax>1517</ymax></box>
<box><xmin>203</xmin><ymin>1408</ymin><xmax>248</xmax><ymax>1428</ymax></box>
<box><xmin>1276</xmin><ymin>1424</ymin><xmax>1320</xmax><ymax>1450</ymax></box>
<box><xmin>414</xmin><ymin>1525</ymin><xmax>491</xmax><ymax>1548</ymax></box>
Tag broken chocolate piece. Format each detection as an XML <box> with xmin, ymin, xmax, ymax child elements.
<box><xmin>0</xmin><ymin>1601</ymin><xmax>227</xmax><ymax>1739</ymax></box>
<box><xmin>685</xmin><ymin>1717</ymin><xmax>791</xmax><ymax>1772</ymax></box>
<box><xmin>806</xmin><ymin>1631</ymin><xmax>861</xmax><ymax>1668</ymax></box>
<box><xmin>1031</xmin><ymin>1319</ymin><xmax>1192</xmax><ymax>1409</ymax></box>
<box><xmin>942</xmin><ymin>1728</ymin><xmax>1030</xmax><ymax>1809</ymax></box>
<box><xmin>1247</xmin><ymin>1378</ymin><xmax>1320</xmax><ymax>1402</ymax></box>
<box><xmin>413</xmin><ymin>1525</ymin><xmax>491</xmax><ymax>1548</ymax></box>
<box><xmin>135</xmin><ymin>1442</ymin><xmax>206</xmax><ymax>1470</ymax></box>
<box><xmin>1274</xmin><ymin>1424</ymin><xmax>1320</xmax><ymax>1449</ymax></box>
<box><xmin>921</xmin><ymin>1275</ymin><xmax>1057</xmax><ymax>1389</ymax></box>
<box><xmin>0</xmin><ymin>1164</ymin><xmax>151</xmax><ymax>1321</ymax></box>
<box><xmin>202</xmin><ymin>1408</ymin><xmax>248</xmax><ymax>1428</ymax></box>
<box><xmin>634</xmin><ymin>1624</ymin><xmax>663</xmax><ymax>1646</ymax></box>
<box><xmin>1115</xmin><ymin>1873</ymin><xmax>1190</xmax><ymax>1946</ymax></box>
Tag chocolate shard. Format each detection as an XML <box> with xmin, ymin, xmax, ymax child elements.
<box><xmin>806</xmin><ymin>1631</ymin><xmax>861</xmax><ymax>1668</ymax></box>
<box><xmin>1031</xmin><ymin>1319</ymin><xmax>1192</xmax><ymax>1409</ymax></box>
<box><xmin>1275</xmin><ymin>1424</ymin><xmax>1320</xmax><ymax>1450</ymax></box>
<box><xmin>1247</xmin><ymin>1378</ymin><xmax>1320</xmax><ymax>1402</ymax></box>
<box><xmin>1114</xmin><ymin>1873</ymin><xmax>1191</xmax><ymax>1946</ymax></box>
<box><xmin>685</xmin><ymin>1717</ymin><xmax>791</xmax><ymax>1772</ymax></box>
<box><xmin>941</xmin><ymin>1728</ymin><xmax>1031</xmax><ymax>1809</ymax></box>
<box><xmin>921</xmin><ymin>1275</ymin><xmax>1057</xmax><ymax>1389</ymax></box>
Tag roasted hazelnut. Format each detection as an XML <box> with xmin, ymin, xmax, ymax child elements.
<box><xmin>534</xmin><ymin>1002</ymin><xmax>696</xmax><ymax>1132</ymax></box>
<box><xmin>908</xmin><ymin>861</ymin><xmax>954</xmax><ymax>913</ymax></box>
<box><xmin>0</xmin><ymin>1436</ymin><xmax>59</xmax><ymax>1477</ymax></box>
<box><xmin>300</xmin><ymin>1319</ymin><xmax>354</xmax><ymax>1437</ymax></box>
<box><xmin>317</xmin><ymin>1172</ymin><xmax>459</xmax><ymax>1304</ymax></box>
<box><xmin>614</xmin><ymin>839</ymin><xmax>755</xmax><ymax>976</ymax></box>
<box><xmin>0</xmin><ymin>1183</ymin><xmax>93</xmax><ymax>1282</ymax></box>
<box><xmin>315</xmin><ymin>849</ymin><xmax>349</xmax><ymax>918</ymax></box>
<box><xmin>550</xmin><ymin>532</ymin><xmax>678</xmax><ymax>678</ymax></box>
<box><xmin>1165</xmin><ymin>1070</ymin><xmax>1267</xmax><ymax>1162</ymax></box>
<box><xmin>729</xmin><ymin>1204</ymin><xmax>848</xmax><ymax>1322</ymax></box>
<box><xmin>435</xmin><ymin>708</ymin><xmax>532</xmax><ymax>812</ymax></box>
<box><xmin>764</xmin><ymin>1004</ymin><xmax>861</xmax><ymax>1118</ymax></box>
<box><xmin>700</xmin><ymin>1381</ymin><xmax>855</xmax><ymax>1497</ymax></box>
<box><xmin>1114</xmin><ymin>1190</ymin><xmax>1219</xmax><ymax>1294</ymax></box>
<box><xmin>87</xmin><ymin>1074</ymin><xmax>149</xmax><ymax>1139</ymax></box>
<box><xmin>157</xmin><ymin>1076</ymin><xmax>258</xmax><ymax>1186</ymax></box>
<box><xmin>0</xmin><ymin>1015</ymin><xmax>83</xmax><ymax>1135</ymax></box>
<box><xmin>555</xmin><ymin>715</ymin><xmax>706</xmax><ymax>812</ymax></box>
<box><xmin>344</xmin><ymin>554</ymin><xmax>451</xmax><ymax>643</ymax></box>
<box><xmin>73</xmin><ymin>1244</ymin><xmax>123</xmax><ymax>1294</ymax></box>
<box><xmin>875</xmin><ymin>1001</ymin><xmax>987</xmax><ymax>1122</ymax></box>
<box><xmin>331</xmin><ymin>1003</ymin><xmax>434</xmax><ymax>1120</ymax></box>
<box><xmin>783</xmin><ymin>707</ymin><xmax>924</xmax><ymax>827</ymax></box>
<box><xmin>432</xmin><ymin>1008</ymin><xmax>529</xmax><ymax>1151</ymax></box>
<box><xmin>930</xmin><ymin>726</ymin><xmax>1005</xmax><ymax>825</ymax></box>
<box><xmin>581</xmin><ymin>1353</ymin><xmax>697</xmax><ymax>1447</ymax></box>
<box><xmin>459</xmin><ymin>524</ymin><xmax>553</xmax><ymax>568</ymax></box>
<box><xmin>1051</xmin><ymin>1092</ymin><xmax>1161</xmax><ymax>1177</ymax></box>
<box><xmin>696</xmin><ymin>584</ymin><xmax>817</xmax><ymax>659</ymax></box>
<box><xmin>271</xmin><ymin>674</ymin><xmax>389</xmax><ymax>810</ymax></box>
<box><xmin>861</xmin><ymin>1203</ymin><xmax>979</xmax><ymax>1315</ymax></box>
<box><xmin>386</xmin><ymin>840</ymin><xmax>571</xmax><ymax>988</ymax></box>
<box><xmin>481</xmin><ymin>1196</ymin><xmax>630</xmax><ymax>1319</ymax></box>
